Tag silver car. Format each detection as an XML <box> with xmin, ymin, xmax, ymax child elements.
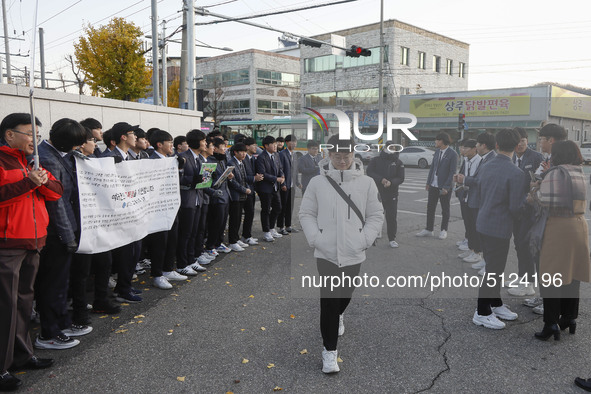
<box><xmin>580</xmin><ymin>142</ymin><xmax>591</xmax><ymax>164</ymax></box>
<box><xmin>399</xmin><ymin>146</ymin><xmax>435</xmax><ymax>169</ymax></box>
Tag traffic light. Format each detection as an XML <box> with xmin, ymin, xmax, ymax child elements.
<box><xmin>458</xmin><ymin>113</ymin><xmax>466</xmax><ymax>130</ymax></box>
<box><xmin>299</xmin><ymin>38</ymin><xmax>322</xmax><ymax>48</ymax></box>
<box><xmin>197</xmin><ymin>89</ymin><xmax>209</xmax><ymax>113</ymax></box>
<box><xmin>346</xmin><ymin>45</ymin><xmax>372</xmax><ymax>57</ymax></box>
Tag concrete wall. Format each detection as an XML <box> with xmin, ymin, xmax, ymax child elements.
<box><xmin>0</xmin><ymin>84</ymin><xmax>202</xmax><ymax>138</ymax></box>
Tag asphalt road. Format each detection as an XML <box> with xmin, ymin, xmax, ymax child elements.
<box><xmin>18</xmin><ymin>166</ymin><xmax>591</xmax><ymax>393</ymax></box>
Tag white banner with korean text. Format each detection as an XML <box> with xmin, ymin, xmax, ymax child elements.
<box><xmin>75</xmin><ymin>157</ymin><xmax>180</xmax><ymax>254</ymax></box>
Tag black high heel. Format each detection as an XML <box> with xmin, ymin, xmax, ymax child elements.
<box><xmin>534</xmin><ymin>324</ymin><xmax>561</xmax><ymax>341</ymax></box>
<box><xmin>558</xmin><ymin>319</ymin><xmax>577</xmax><ymax>334</ymax></box>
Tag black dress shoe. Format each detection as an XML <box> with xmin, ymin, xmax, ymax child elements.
<box><xmin>92</xmin><ymin>300</ymin><xmax>121</xmax><ymax>314</ymax></box>
<box><xmin>559</xmin><ymin>318</ymin><xmax>577</xmax><ymax>334</ymax></box>
<box><xmin>534</xmin><ymin>323</ymin><xmax>561</xmax><ymax>341</ymax></box>
<box><xmin>575</xmin><ymin>377</ymin><xmax>591</xmax><ymax>392</ymax></box>
<box><xmin>10</xmin><ymin>356</ymin><xmax>54</xmax><ymax>371</ymax></box>
<box><xmin>279</xmin><ymin>229</ymin><xmax>289</xmax><ymax>235</ymax></box>
<box><xmin>0</xmin><ymin>372</ymin><xmax>22</xmax><ymax>392</ymax></box>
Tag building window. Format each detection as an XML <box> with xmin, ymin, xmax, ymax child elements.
<box><xmin>304</xmin><ymin>46</ymin><xmax>386</xmax><ymax>73</ymax></box>
<box><xmin>305</xmin><ymin>92</ymin><xmax>336</xmax><ymax>107</ymax></box>
<box><xmin>401</xmin><ymin>47</ymin><xmax>409</xmax><ymax>66</ymax></box>
<box><xmin>201</xmin><ymin>69</ymin><xmax>249</xmax><ymax>88</ymax></box>
<box><xmin>257</xmin><ymin>69</ymin><xmax>300</xmax><ymax>86</ymax></box>
<box><xmin>216</xmin><ymin>100</ymin><xmax>250</xmax><ymax>114</ymax></box>
<box><xmin>257</xmin><ymin>100</ymin><xmax>291</xmax><ymax>115</ymax></box>
<box><xmin>446</xmin><ymin>59</ymin><xmax>453</xmax><ymax>75</ymax></box>
<box><xmin>418</xmin><ymin>51</ymin><xmax>426</xmax><ymax>69</ymax></box>
<box><xmin>433</xmin><ymin>56</ymin><xmax>441</xmax><ymax>73</ymax></box>
<box><xmin>458</xmin><ymin>62</ymin><xmax>465</xmax><ymax>78</ymax></box>
<box><xmin>400</xmin><ymin>87</ymin><xmax>410</xmax><ymax>95</ymax></box>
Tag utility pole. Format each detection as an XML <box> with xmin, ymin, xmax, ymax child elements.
<box><xmin>39</xmin><ymin>27</ymin><xmax>46</xmax><ymax>88</ymax></box>
<box><xmin>187</xmin><ymin>0</ymin><xmax>195</xmax><ymax>110</ymax></box>
<box><xmin>179</xmin><ymin>2</ymin><xmax>188</xmax><ymax>108</ymax></box>
<box><xmin>161</xmin><ymin>20</ymin><xmax>167</xmax><ymax>107</ymax></box>
<box><xmin>2</xmin><ymin>0</ymin><xmax>12</xmax><ymax>83</ymax></box>
<box><xmin>377</xmin><ymin>0</ymin><xmax>384</xmax><ymax>113</ymax></box>
<box><xmin>151</xmin><ymin>0</ymin><xmax>159</xmax><ymax>105</ymax></box>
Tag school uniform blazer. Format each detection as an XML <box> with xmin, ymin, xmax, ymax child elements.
<box><xmin>475</xmin><ymin>154</ymin><xmax>525</xmax><ymax>239</ymax></box>
<box><xmin>227</xmin><ymin>156</ymin><xmax>250</xmax><ymax>202</ymax></box>
<box><xmin>178</xmin><ymin>150</ymin><xmax>203</xmax><ymax>208</ymax></box>
<box><xmin>464</xmin><ymin>150</ymin><xmax>497</xmax><ymax>209</ymax></box>
<box><xmin>426</xmin><ymin>147</ymin><xmax>458</xmax><ymax>191</ymax></box>
<box><xmin>279</xmin><ymin>149</ymin><xmax>296</xmax><ymax>189</ymax></box>
<box><xmin>255</xmin><ymin>150</ymin><xmax>284</xmax><ymax>194</ymax></box>
<box><xmin>208</xmin><ymin>156</ymin><xmax>230</xmax><ymax>205</ymax></box>
<box><xmin>513</xmin><ymin>148</ymin><xmax>544</xmax><ymax>195</ymax></box>
<box><xmin>298</xmin><ymin>153</ymin><xmax>321</xmax><ymax>190</ymax></box>
<box><xmin>38</xmin><ymin>140</ymin><xmax>78</xmax><ymax>244</ymax></box>
<box><xmin>243</xmin><ymin>155</ymin><xmax>256</xmax><ymax>189</ymax></box>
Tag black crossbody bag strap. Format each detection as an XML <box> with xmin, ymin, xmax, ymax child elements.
<box><xmin>325</xmin><ymin>175</ymin><xmax>365</xmax><ymax>227</ymax></box>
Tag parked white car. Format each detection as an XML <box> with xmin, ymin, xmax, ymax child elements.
<box><xmin>580</xmin><ymin>142</ymin><xmax>591</xmax><ymax>164</ymax></box>
<box><xmin>399</xmin><ymin>146</ymin><xmax>435</xmax><ymax>169</ymax></box>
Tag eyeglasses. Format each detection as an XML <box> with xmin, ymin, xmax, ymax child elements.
<box><xmin>9</xmin><ymin>129</ymin><xmax>42</xmax><ymax>139</ymax></box>
<box><xmin>87</xmin><ymin>138</ymin><xmax>97</xmax><ymax>143</ymax></box>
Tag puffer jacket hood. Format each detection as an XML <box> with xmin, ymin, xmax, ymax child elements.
<box><xmin>318</xmin><ymin>157</ymin><xmax>365</xmax><ymax>183</ymax></box>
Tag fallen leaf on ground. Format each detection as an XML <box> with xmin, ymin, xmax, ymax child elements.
<box><xmin>241</xmin><ymin>358</ymin><xmax>249</xmax><ymax>364</ymax></box>
<box><xmin>260</xmin><ymin>327</ymin><xmax>266</xmax><ymax>331</ymax></box>
<box><xmin>14</xmin><ymin>372</ymin><xmax>26</xmax><ymax>375</ymax></box>
<box><xmin>120</xmin><ymin>303</ymin><xmax>129</xmax><ymax>306</ymax></box>
<box><xmin>112</xmin><ymin>316</ymin><xmax>119</xmax><ymax>320</ymax></box>
<box><xmin>115</xmin><ymin>329</ymin><xmax>128</xmax><ymax>334</ymax></box>
<box><xmin>140</xmin><ymin>281</ymin><xmax>146</xmax><ymax>285</ymax></box>
<box><xmin>177</xmin><ymin>376</ymin><xmax>185</xmax><ymax>382</ymax></box>
<box><xmin>134</xmin><ymin>315</ymin><xmax>145</xmax><ymax>319</ymax></box>
<box><xmin>273</xmin><ymin>387</ymin><xmax>282</xmax><ymax>391</ymax></box>
<box><xmin>137</xmin><ymin>320</ymin><xmax>143</xmax><ymax>323</ymax></box>
<box><xmin>234</xmin><ymin>379</ymin><xmax>240</xmax><ymax>383</ymax></box>
<box><xmin>290</xmin><ymin>314</ymin><xmax>295</xmax><ymax>319</ymax></box>
<box><xmin>267</xmin><ymin>363</ymin><xmax>275</xmax><ymax>369</ymax></box>
<box><xmin>171</xmin><ymin>293</ymin><xmax>179</xmax><ymax>297</ymax></box>
<box><xmin>226</xmin><ymin>392</ymin><xmax>234</xmax><ymax>394</ymax></box>
<box><xmin>300</xmin><ymin>349</ymin><xmax>308</xmax><ymax>354</ymax></box>
<box><xmin>99</xmin><ymin>315</ymin><xmax>108</xmax><ymax>319</ymax></box>
<box><xmin>240</xmin><ymin>329</ymin><xmax>245</xmax><ymax>332</ymax></box>
<box><xmin>168</xmin><ymin>329</ymin><xmax>174</xmax><ymax>333</ymax></box>
<box><xmin>435</xmin><ymin>309</ymin><xmax>444</xmax><ymax>312</ymax></box>
<box><xmin>277</xmin><ymin>296</ymin><xmax>285</xmax><ymax>299</ymax></box>
<box><xmin>337</xmin><ymin>356</ymin><xmax>343</xmax><ymax>362</ymax></box>
<box><xmin>176</xmin><ymin>323</ymin><xmax>181</xmax><ymax>327</ymax></box>
<box><xmin>249</xmin><ymin>295</ymin><xmax>254</xmax><ymax>298</ymax></box>
<box><xmin>277</xmin><ymin>319</ymin><xmax>283</xmax><ymax>324</ymax></box>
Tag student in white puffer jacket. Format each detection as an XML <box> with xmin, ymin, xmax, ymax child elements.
<box><xmin>299</xmin><ymin>135</ymin><xmax>384</xmax><ymax>374</ymax></box>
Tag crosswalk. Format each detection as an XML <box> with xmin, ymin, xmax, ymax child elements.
<box><xmin>399</xmin><ymin>174</ymin><xmax>428</xmax><ymax>194</ymax></box>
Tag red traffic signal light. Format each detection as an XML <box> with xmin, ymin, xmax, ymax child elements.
<box><xmin>346</xmin><ymin>45</ymin><xmax>371</xmax><ymax>58</ymax></box>
<box><xmin>458</xmin><ymin>114</ymin><xmax>466</xmax><ymax>130</ymax></box>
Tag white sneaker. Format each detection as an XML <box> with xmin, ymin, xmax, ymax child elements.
<box><xmin>338</xmin><ymin>314</ymin><xmax>345</xmax><ymax>336</ymax></box>
<box><xmin>464</xmin><ymin>252</ymin><xmax>482</xmax><ymax>263</ymax></box>
<box><xmin>270</xmin><ymin>229</ymin><xmax>283</xmax><ymax>238</ymax></box>
<box><xmin>389</xmin><ymin>240</ymin><xmax>399</xmax><ymax>248</ymax></box>
<box><xmin>153</xmin><ymin>276</ymin><xmax>173</xmax><ymax>289</ymax></box>
<box><xmin>176</xmin><ymin>267</ymin><xmax>198</xmax><ymax>276</ymax></box>
<box><xmin>197</xmin><ymin>255</ymin><xmax>212</xmax><ymax>265</ymax></box>
<box><xmin>456</xmin><ymin>238</ymin><xmax>468</xmax><ymax>247</ymax></box>
<box><xmin>263</xmin><ymin>232</ymin><xmax>274</xmax><ymax>242</ymax></box>
<box><xmin>164</xmin><ymin>270</ymin><xmax>189</xmax><ymax>281</ymax></box>
<box><xmin>472</xmin><ymin>310</ymin><xmax>505</xmax><ymax>329</ymax></box>
<box><xmin>108</xmin><ymin>276</ymin><xmax>117</xmax><ymax>289</ymax></box>
<box><xmin>438</xmin><ymin>230</ymin><xmax>448</xmax><ymax>239</ymax></box>
<box><xmin>458</xmin><ymin>250</ymin><xmax>472</xmax><ymax>259</ymax></box>
<box><xmin>217</xmin><ymin>243</ymin><xmax>231</xmax><ymax>253</ymax></box>
<box><xmin>62</xmin><ymin>324</ymin><xmax>93</xmax><ymax>337</ymax></box>
<box><xmin>244</xmin><ymin>237</ymin><xmax>259</xmax><ymax>245</ymax></box>
<box><xmin>189</xmin><ymin>262</ymin><xmax>207</xmax><ymax>272</ymax></box>
<box><xmin>458</xmin><ymin>243</ymin><xmax>470</xmax><ymax>251</ymax></box>
<box><xmin>477</xmin><ymin>267</ymin><xmax>485</xmax><ymax>276</ymax></box>
<box><xmin>523</xmin><ymin>297</ymin><xmax>543</xmax><ymax>308</ymax></box>
<box><xmin>229</xmin><ymin>243</ymin><xmax>245</xmax><ymax>252</ymax></box>
<box><xmin>491</xmin><ymin>304</ymin><xmax>518</xmax><ymax>321</ymax></box>
<box><xmin>507</xmin><ymin>283</ymin><xmax>536</xmax><ymax>297</ymax></box>
<box><xmin>533</xmin><ymin>304</ymin><xmax>544</xmax><ymax>315</ymax></box>
<box><xmin>237</xmin><ymin>240</ymin><xmax>249</xmax><ymax>248</ymax></box>
<box><xmin>321</xmin><ymin>348</ymin><xmax>340</xmax><ymax>373</ymax></box>
<box><xmin>416</xmin><ymin>229</ymin><xmax>434</xmax><ymax>237</ymax></box>
<box><xmin>471</xmin><ymin>259</ymin><xmax>486</xmax><ymax>270</ymax></box>
<box><xmin>205</xmin><ymin>249</ymin><xmax>219</xmax><ymax>258</ymax></box>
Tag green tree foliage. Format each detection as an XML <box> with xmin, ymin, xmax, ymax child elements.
<box><xmin>74</xmin><ymin>18</ymin><xmax>151</xmax><ymax>101</ymax></box>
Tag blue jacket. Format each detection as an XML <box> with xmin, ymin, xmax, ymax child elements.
<box><xmin>178</xmin><ymin>150</ymin><xmax>204</xmax><ymax>208</ymax></box>
<box><xmin>255</xmin><ymin>150</ymin><xmax>284</xmax><ymax>194</ymax></box>
<box><xmin>298</xmin><ymin>153</ymin><xmax>321</xmax><ymax>191</ymax></box>
<box><xmin>426</xmin><ymin>146</ymin><xmax>458</xmax><ymax>191</ymax></box>
<box><xmin>513</xmin><ymin>148</ymin><xmax>543</xmax><ymax>195</ymax></box>
<box><xmin>227</xmin><ymin>156</ymin><xmax>250</xmax><ymax>202</ymax></box>
<box><xmin>38</xmin><ymin>141</ymin><xmax>78</xmax><ymax>244</ymax></box>
<box><xmin>279</xmin><ymin>149</ymin><xmax>297</xmax><ymax>189</ymax></box>
<box><xmin>476</xmin><ymin>154</ymin><xmax>525</xmax><ymax>239</ymax></box>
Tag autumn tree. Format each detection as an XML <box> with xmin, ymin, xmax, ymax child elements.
<box><xmin>74</xmin><ymin>17</ymin><xmax>151</xmax><ymax>101</ymax></box>
<box><xmin>167</xmin><ymin>77</ymin><xmax>180</xmax><ymax>108</ymax></box>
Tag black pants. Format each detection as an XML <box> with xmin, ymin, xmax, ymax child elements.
<box><xmin>317</xmin><ymin>258</ymin><xmax>361</xmax><ymax>351</ymax></box>
<box><xmin>206</xmin><ymin>203</ymin><xmax>229</xmax><ymax>249</ymax></box>
<box><xmin>242</xmin><ymin>194</ymin><xmax>255</xmax><ymax>239</ymax></box>
<box><xmin>147</xmin><ymin>231</ymin><xmax>173</xmax><ymax>277</ymax></box>
<box><xmin>36</xmin><ymin>234</ymin><xmax>73</xmax><ymax>338</ymax></box>
<box><xmin>177</xmin><ymin>207</ymin><xmax>201</xmax><ymax>269</ymax></box>
<box><xmin>541</xmin><ymin>280</ymin><xmax>580</xmax><ymax>325</ymax></box>
<box><xmin>277</xmin><ymin>187</ymin><xmax>294</xmax><ymax>228</ymax></box>
<box><xmin>166</xmin><ymin>216</ymin><xmax>179</xmax><ymax>269</ymax></box>
<box><xmin>70</xmin><ymin>253</ymin><xmax>92</xmax><ymax>325</ymax></box>
<box><xmin>195</xmin><ymin>204</ymin><xmax>208</xmax><ymax>257</ymax></box>
<box><xmin>259</xmin><ymin>191</ymin><xmax>281</xmax><ymax>232</ymax></box>
<box><xmin>91</xmin><ymin>251</ymin><xmax>112</xmax><ymax>305</ymax></box>
<box><xmin>229</xmin><ymin>200</ymin><xmax>245</xmax><ymax>244</ymax></box>
<box><xmin>112</xmin><ymin>240</ymin><xmax>141</xmax><ymax>296</ymax></box>
<box><xmin>477</xmin><ymin>233</ymin><xmax>510</xmax><ymax>316</ymax></box>
<box><xmin>381</xmin><ymin>194</ymin><xmax>398</xmax><ymax>241</ymax></box>
<box><xmin>513</xmin><ymin>210</ymin><xmax>535</xmax><ymax>281</ymax></box>
<box><xmin>465</xmin><ymin>207</ymin><xmax>481</xmax><ymax>253</ymax></box>
<box><xmin>459</xmin><ymin>199</ymin><xmax>469</xmax><ymax>239</ymax></box>
<box><xmin>426</xmin><ymin>186</ymin><xmax>451</xmax><ymax>231</ymax></box>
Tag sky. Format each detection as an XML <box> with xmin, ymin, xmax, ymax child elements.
<box><xmin>2</xmin><ymin>0</ymin><xmax>591</xmax><ymax>93</ymax></box>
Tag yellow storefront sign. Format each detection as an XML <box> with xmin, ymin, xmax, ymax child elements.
<box><xmin>410</xmin><ymin>95</ymin><xmax>530</xmax><ymax>117</ymax></box>
<box><xmin>550</xmin><ymin>86</ymin><xmax>591</xmax><ymax>121</ymax></box>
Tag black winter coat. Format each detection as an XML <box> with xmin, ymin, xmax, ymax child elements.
<box><xmin>366</xmin><ymin>151</ymin><xmax>405</xmax><ymax>198</ymax></box>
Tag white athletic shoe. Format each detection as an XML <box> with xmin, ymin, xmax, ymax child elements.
<box><xmin>416</xmin><ymin>229</ymin><xmax>434</xmax><ymax>237</ymax></box>
<box><xmin>473</xmin><ymin>310</ymin><xmax>505</xmax><ymax>329</ymax></box>
<box><xmin>321</xmin><ymin>348</ymin><xmax>340</xmax><ymax>373</ymax></box>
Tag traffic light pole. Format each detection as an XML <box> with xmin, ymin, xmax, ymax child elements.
<box><xmin>378</xmin><ymin>0</ymin><xmax>384</xmax><ymax>113</ymax></box>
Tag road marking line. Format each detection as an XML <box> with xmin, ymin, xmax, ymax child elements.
<box><xmin>398</xmin><ymin>209</ymin><xmax>442</xmax><ymax>218</ymax></box>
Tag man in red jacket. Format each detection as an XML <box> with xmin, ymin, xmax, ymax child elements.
<box><xmin>0</xmin><ymin>113</ymin><xmax>63</xmax><ymax>391</ymax></box>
